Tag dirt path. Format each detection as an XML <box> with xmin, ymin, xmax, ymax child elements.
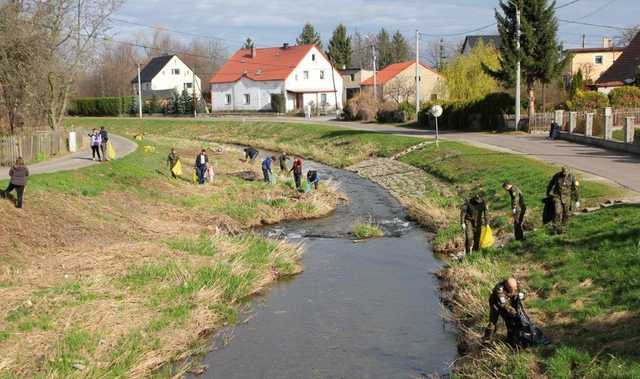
<box><xmin>0</xmin><ymin>134</ymin><xmax>137</xmax><ymax>180</ymax></box>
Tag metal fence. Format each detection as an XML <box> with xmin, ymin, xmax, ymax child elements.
<box><xmin>0</xmin><ymin>128</ymin><xmax>87</xmax><ymax>167</ymax></box>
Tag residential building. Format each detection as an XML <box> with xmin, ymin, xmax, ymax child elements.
<box><xmin>564</xmin><ymin>38</ymin><xmax>624</xmax><ymax>86</ymax></box>
<box><xmin>131</xmin><ymin>55</ymin><xmax>202</xmax><ymax>99</ymax></box>
<box><xmin>596</xmin><ymin>32</ymin><xmax>640</xmax><ymax>93</ymax></box>
<box><xmin>209</xmin><ymin>44</ymin><xmax>343</xmax><ymax>112</ymax></box>
<box><xmin>460</xmin><ymin>35</ymin><xmax>501</xmax><ymax>54</ymax></box>
<box><xmin>361</xmin><ymin>61</ymin><xmax>444</xmax><ymax>103</ymax></box>
<box><xmin>339</xmin><ymin>68</ymin><xmax>374</xmax><ymax>104</ymax></box>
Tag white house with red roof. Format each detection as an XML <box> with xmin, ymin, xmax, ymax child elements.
<box><xmin>209</xmin><ymin>44</ymin><xmax>343</xmax><ymax>112</ymax></box>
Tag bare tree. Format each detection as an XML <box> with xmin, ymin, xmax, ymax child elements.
<box><xmin>384</xmin><ymin>77</ymin><xmax>416</xmax><ymax>104</ymax></box>
<box><xmin>615</xmin><ymin>25</ymin><xmax>639</xmax><ymax>47</ymax></box>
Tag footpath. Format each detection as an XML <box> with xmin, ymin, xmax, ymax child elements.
<box><xmin>0</xmin><ymin>134</ymin><xmax>137</xmax><ymax>180</ymax></box>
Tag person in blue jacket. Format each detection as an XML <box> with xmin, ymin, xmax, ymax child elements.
<box><xmin>262</xmin><ymin>155</ymin><xmax>276</xmax><ymax>183</ymax></box>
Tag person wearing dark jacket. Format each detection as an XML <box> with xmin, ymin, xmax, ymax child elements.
<box><xmin>307</xmin><ymin>170</ymin><xmax>319</xmax><ymax>190</ymax></box>
<box><xmin>2</xmin><ymin>157</ymin><xmax>29</xmax><ymax>208</ymax></box>
<box><xmin>262</xmin><ymin>155</ymin><xmax>275</xmax><ymax>183</ymax></box>
<box><xmin>290</xmin><ymin>158</ymin><xmax>303</xmax><ymax>190</ymax></box>
<box><xmin>460</xmin><ymin>192</ymin><xmax>489</xmax><ymax>255</ymax></box>
<box><xmin>99</xmin><ymin>127</ymin><xmax>109</xmax><ymax>161</ymax></box>
<box><xmin>244</xmin><ymin>147</ymin><xmax>259</xmax><ymax>161</ymax></box>
<box><xmin>195</xmin><ymin>149</ymin><xmax>208</xmax><ymax>185</ymax></box>
<box><xmin>503</xmin><ymin>181</ymin><xmax>527</xmax><ymax>240</ymax></box>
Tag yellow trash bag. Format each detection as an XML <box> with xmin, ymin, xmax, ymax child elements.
<box><xmin>107</xmin><ymin>142</ymin><xmax>116</xmax><ymax>160</ymax></box>
<box><xmin>143</xmin><ymin>145</ymin><xmax>156</xmax><ymax>153</ymax></box>
<box><xmin>171</xmin><ymin>160</ymin><xmax>183</xmax><ymax>177</ymax></box>
<box><xmin>192</xmin><ymin>170</ymin><xmax>198</xmax><ymax>184</ymax></box>
<box><xmin>479</xmin><ymin>226</ymin><xmax>495</xmax><ymax>249</ymax></box>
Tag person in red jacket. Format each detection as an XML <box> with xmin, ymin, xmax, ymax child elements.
<box><xmin>290</xmin><ymin>158</ymin><xmax>304</xmax><ymax>190</ymax></box>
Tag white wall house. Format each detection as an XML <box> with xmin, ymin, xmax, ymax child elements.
<box><xmin>131</xmin><ymin>55</ymin><xmax>202</xmax><ymax>99</ymax></box>
<box><xmin>210</xmin><ymin>44</ymin><xmax>343</xmax><ymax>112</ymax></box>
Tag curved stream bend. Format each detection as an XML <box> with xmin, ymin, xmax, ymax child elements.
<box><xmin>194</xmin><ymin>156</ymin><xmax>457</xmax><ymax>378</ymax></box>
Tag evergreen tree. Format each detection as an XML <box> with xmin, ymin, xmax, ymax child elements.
<box><xmin>485</xmin><ymin>0</ymin><xmax>567</xmax><ymax>119</ymax></box>
<box><xmin>243</xmin><ymin>38</ymin><xmax>255</xmax><ymax>49</ymax></box>
<box><xmin>168</xmin><ymin>90</ymin><xmax>180</xmax><ymax>114</ymax></box>
<box><xmin>129</xmin><ymin>95</ymin><xmax>139</xmax><ymax>115</ymax></box>
<box><xmin>376</xmin><ymin>28</ymin><xmax>393</xmax><ymax>69</ymax></box>
<box><xmin>569</xmin><ymin>69</ymin><xmax>584</xmax><ymax>98</ymax></box>
<box><xmin>297</xmin><ymin>23</ymin><xmax>322</xmax><ymax>49</ymax></box>
<box><xmin>328</xmin><ymin>24</ymin><xmax>352</xmax><ymax>68</ymax></box>
<box><xmin>179</xmin><ymin>90</ymin><xmax>193</xmax><ymax>114</ymax></box>
<box><xmin>391</xmin><ymin>31</ymin><xmax>410</xmax><ymax>63</ymax></box>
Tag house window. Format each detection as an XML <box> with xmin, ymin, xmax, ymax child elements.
<box><xmin>303</xmin><ymin>71</ymin><xmax>309</xmax><ymax>80</ymax></box>
<box><xmin>295</xmin><ymin>74</ymin><xmax>299</xmax><ymax>81</ymax></box>
<box><xmin>244</xmin><ymin>94</ymin><xmax>250</xmax><ymax>105</ymax></box>
<box><xmin>312</xmin><ymin>54</ymin><xmax>316</xmax><ymax>61</ymax></box>
<box><xmin>171</xmin><ymin>68</ymin><xmax>180</xmax><ymax>75</ymax></box>
<box><xmin>184</xmin><ymin>82</ymin><xmax>193</xmax><ymax>90</ymax></box>
<box><xmin>350</xmin><ymin>74</ymin><xmax>355</xmax><ymax>81</ymax></box>
<box><xmin>225</xmin><ymin>94</ymin><xmax>232</xmax><ymax>105</ymax></box>
<box><xmin>595</xmin><ymin>55</ymin><xmax>604</xmax><ymax>64</ymax></box>
<box><xmin>321</xmin><ymin>93</ymin><xmax>327</xmax><ymax>105</ymax></box>
<box><xmin>320</xmin><ymin>70</ymin><xmax>325</xmax><ymax>79</ymax></box>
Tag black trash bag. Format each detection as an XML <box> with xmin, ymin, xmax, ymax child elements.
<box><xmin>507</xmin><ymin>297</ymin><xmax>550</xmax><ymax>347</ymax></box>
<box><xmin>542</xmin><ymin>197</ymin><xmax>554</xmax><ymax>225</ymax></box>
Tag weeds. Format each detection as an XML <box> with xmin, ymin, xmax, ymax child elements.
<box><xmin>352</xmin><ymin>218</ymin><xmax>384</xmax><ymax>239</ymax></box>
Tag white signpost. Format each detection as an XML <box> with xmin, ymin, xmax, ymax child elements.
<box><xmin>430</xmin><ymin>104</ymin><xmax>443</xmax><ymax>146</ymax></box>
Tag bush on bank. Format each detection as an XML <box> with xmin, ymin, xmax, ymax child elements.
<box><xmin>418</xmin><ymin>92</ymin><xmax>514</xmax><ymax>131</ymax></box>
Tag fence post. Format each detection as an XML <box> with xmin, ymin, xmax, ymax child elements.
<box><xmin>585</xmin><ymin>113</ymin><xmax>594</xmax><ymax>137</ymax></box>
<box><xmin>604</xmin><ymin>107</ymin><xmax>613</xmax><ymax>140</ymax></box>
<box><xmin>554</xmin><ymin>110</ymin><xmax>564</xmax><ymax>128</ymax></box>
<box><xmin>569</xmin><ymin>112</ymin><xmax>577</xmax><ymax>134</ymax></box>
<box><xmin>624</xmin><ymin>117</ymin><xmax>635</xmax><ymax>143</ymax></box>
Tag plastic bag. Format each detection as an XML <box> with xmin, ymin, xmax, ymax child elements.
<box><xmin>479</xmin><ymin>226</ymin><xmax>495</xmax><ymax>248</ymax></box>
<box><xmin>171</xmin><ymin>160</ymin><xmax>183</xmax><ymax>177</ymax></box>
<box><xmin>192</xmin><ymin>170</ymin><xmax>198</xmax><ymax>184</ymax></box>
<box><xmin>207</xmin><ymin>166</ymin><xmax>215</xmax><ymax>183</ymax></box>
<box><xmin>269</xmin><ymin>172</ymin><xmax>277</xmax><ymax>184</ymax></box>
<box><xmin>107</xmin><ymin>142</ymin><xmax>116</xmax><ymax>160</ymax></box>
<box><xmin>304</xmin><ymin>180</ymin><xmax>311</xmax><ymax>193</ymax></box>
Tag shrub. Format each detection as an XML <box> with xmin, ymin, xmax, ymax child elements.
<box><xmin>608</xmin><ymin>86</ymin><xmax>640</xmax><ymax>109</ymax></box>
<box><xmin>418</xmin><ymin>92</ymin><xmax>514</xmax><ymax>130</ymax></box>
<box><xmin>376</xmin><ymin>101</ymin><xmax>407</xmax><ymax>123</ymax></box>
<box><xmin>343</xmin><ymin>92</ymin><xmax>379</xmax><ymax>121</ymax></box>
<box><xmin>68</xmin><ymin>97</ymin><xmax>134</xmax><ymax>116</ymax></box>
<box><xmin>398</xmin><ymin>101</ymin><xmax>416</xmax><ymax>120</ymax></box>
<box><xmin>566</xmin><ymin>90</ymin><xmax>609</xmax><ymax>111</ymax></box>
<box><xmin>270</xmin><ymin>94</ymin><xmax>286</xmax><ymax>113</ymax></box>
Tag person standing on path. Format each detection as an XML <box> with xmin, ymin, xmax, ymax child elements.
<box><xmin>89</xmin><ymin>129</ymin><xmax>102</xmax><ymax>161</ymax></box>
<box><xmin>167</xmin><ymin>148</ymin><xmax>180</xmax><ymax>179</ymax></box>
<box><xmin>460</xmin><ymin>192</ymin><xmax>489</xmax><ymax>255</ymax></box>
<box><xmin>195</xmin><ymin>149</ymin><xmax>208</xmax><ymax>185</ymax></box>
<box><xmin>546</xmin><ymin>167</ymin><xmax>580</xmax><ymax>233</ymax></box>
<box><xmin>278</xmin><ymin>152</ymin><xmax>290</xmax><ymax>173</ymax></box>
<box><xmin>2</xmin><ymin>157</ymin><xmax>29</xmax><ymax>209</ymax></box>
<box><xmin>290</xmin><ymin>158</ymin><xmax>303</xmax><ymax>190</ymax></box>
<box><xmin>99</xmin><ymin>127</ymin><xmax>109</xmax><ymax>161</ymax></box>
<box><xmin>262</xmin><ymin>155</ymin><xmax>275</xmax><ymax>183</ymax></box>
<box><xmin>503</xmin><ymin>181</ymin><xmax>526</xmax><ymax>241</ymax></box>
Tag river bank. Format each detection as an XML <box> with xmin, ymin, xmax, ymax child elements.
<box><xmin>64</xmin><ymin>118</ymin><xmax>638</xmax><ymax>377</ymax></box>
<box><xmin>0</xmin><ymin>135</ymin><xmax>340</xmax><ymax>377</ymax></box>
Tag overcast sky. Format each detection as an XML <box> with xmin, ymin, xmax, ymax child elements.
<box><xmin>114</xmin><ymin>0</ymin><xmax>639</xmax><ymax>54</ymax></box>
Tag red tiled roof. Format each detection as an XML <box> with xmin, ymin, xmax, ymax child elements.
<box><xmin>596</xmin><ymin>32</ymin><xmax>640</xmax><ymax>87</ymax></box>
<box><xmin>209</xmin><ymin>45</ymin><xmax>315</xmax><ymax>84</ymax></box>
<box><xmin>361</xmin><ymin>61</ymin><xmax>439</xmax><ymax>86</ymax></box>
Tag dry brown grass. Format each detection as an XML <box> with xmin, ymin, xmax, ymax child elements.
<box><xmin>0</xmin><ymin>143</ymin><xmax>338</xmax><ymax>378</ymax></box>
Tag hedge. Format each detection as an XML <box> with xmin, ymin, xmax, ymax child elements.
<box><xmin>608</xmin><ymin>86</ymin><xmax>640</xmax><ymax>109</ymax></box>
<box><xmin>418</xmin><ymin>92</ymin><xmax>515</xmax><ymax>130</ymax></box>
<box><xmin>565</xmin><ymin>91</ymin><xmax>609</xmax><ymax>111</ymax></box>
<box><xmin>68</xmin><ymin>96</ymin><xmax>134</xmax><ymax>116</ymax></box>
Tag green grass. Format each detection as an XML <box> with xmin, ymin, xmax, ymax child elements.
<box><xmin>612</xmin><ymin>127</ymin><xmax>640</xmax><ymax>144</ymax></box>
<box><xmin>352</xmin><ymin>222</ymin><xmax>384</xmax><ymax>239</ymax></box>
<box><xmin>166</xmin><ymin>233</ymin><xmax>218</xmax><ymax>256</ymax></box>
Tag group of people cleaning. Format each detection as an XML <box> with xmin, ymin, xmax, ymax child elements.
<box><xmin>88</xmin><ymin>127</ymin><xmax>113</xmax><ymax>162</ymax></box>
<box><xmin>166</xmin><ymin>145</ymin><xmax>320</xmax><ymax>192</ymax></box>
<box><xmin>245</xmin><ymin>147</ymin><xmax>319</xmax><ymax>192</ymax></box>
<box><xmin>461</xmin><ymin>167</ymin><xmax>580</xmax><ymax>348</ymax></box>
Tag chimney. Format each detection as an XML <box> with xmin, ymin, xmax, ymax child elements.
<box><xmin>603</xmin><ymin>37</ymin><xmax>612</xmax><ymax>48</ymax></box>
<box><xmin>251</xmin><ymin>46</ymin><xmax>256</xmax><ymax>59</ymax></box>
<box><xmin>282</xmin><ymin>42</ymin><xmax>289</xmax><ymax>49</ymax></box>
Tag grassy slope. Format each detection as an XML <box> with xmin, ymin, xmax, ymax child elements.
<box><xmin>64</xmin><ymin>118</ymin><xmax>637</xmax><ymax>377</ymax></box>
<box><xmin>0</xmin><ymin>133</ymin><xmax>338</xmax><ymax>377</ymax></box>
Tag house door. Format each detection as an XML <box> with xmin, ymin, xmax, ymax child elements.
<box><xmin>295</xmin><ymin>93</ymin><xmax>303</xmax><ymax>110</ymax></box>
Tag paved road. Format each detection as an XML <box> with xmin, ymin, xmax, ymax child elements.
<box><xmin>0</xmin><ymin>134</ymin><xmax>137</xmax><ymax>180</ymax></box>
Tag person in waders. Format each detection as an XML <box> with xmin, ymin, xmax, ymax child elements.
<box><xmin>307</xmin><ymin>170</ymin><xmax>319</xmax><ymax>190</ymax></box>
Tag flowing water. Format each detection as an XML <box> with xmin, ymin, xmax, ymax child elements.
<box><xmin>193</xmin><ymin>158</ymin><xmax>457</xmax><ymax>378</ymax></box>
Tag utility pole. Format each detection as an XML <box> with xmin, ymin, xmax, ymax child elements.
<box><xmin>193</xmin><ymin>63</ymin><xmax>197</xmax><ymax>118</ymax></box>
<box><xmin>582</xmin><ymin>33</ymin><xmax>586</xmax><ymax>48</ymax></box>
<box><xmin>415</xmin><ymin>30</ymin><xmax>420</xmax><ymax>115</ymax></box>
<box><xmin>137</xmin><ymin>63</ymin><xmax>143</xmax><ymax>119</ymax></box>
<box><xmin>372</xmin><ymin>44</ymin><xmax>377</xmax><ymax>99</ymax></box>
<box><xmin>515</xmin><ymin>6</ymin><xmax>521</xmax><ymax>131</ymax></box>
<box><xmin>328</xmin><ymin>53</ymin><xmax>340</xmax><ymax>119</ymax></box>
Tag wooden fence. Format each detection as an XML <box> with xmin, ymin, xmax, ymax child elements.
<box><xmin>0</xmin><ymin>128</ymin><xmax>87</xmax><ymax>167</ymax></box>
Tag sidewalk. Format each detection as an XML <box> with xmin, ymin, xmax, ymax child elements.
<box><xmin>0</xmin><ymin>134</ymin><xmax>137</xmax><ymax>180</ymax></box>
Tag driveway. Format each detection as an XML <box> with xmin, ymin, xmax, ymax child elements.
<box><xmin>0</xmin><ymin>134</ymin><xmax>137</xmax><ymax>180</ymax></box>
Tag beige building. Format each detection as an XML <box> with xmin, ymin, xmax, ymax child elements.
<box><xmin>339</xmin><ymin>68</ymin><xmax>374</xmax><ymax>104</ymax></box>
<box><xmin>564</xmin><ymin>40</ymin><xmax>624</xmax><ymax>85</ymax></box>
<box><xmin>361</xmin><ymin>61</ymin><xmax>444</xmax><ymax>103</ymax></box>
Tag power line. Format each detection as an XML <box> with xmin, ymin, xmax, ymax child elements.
<box><xmin>555</xmin><ymin>0</ymin><xmax>582</xmax><ymax>10</ymax></box>
<box><xmin>576</xmin><ymin>0</ymin><xmax>619</xmax><ymax>20</ymax></box>
<box><xmin>558</xmin><ymin>19</ymin><xmax>631</xmax><ymax>31</ymax></box>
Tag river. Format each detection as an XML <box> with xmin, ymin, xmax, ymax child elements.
<box><xmin>192</xmin><ymin>156</ymin><xmax>457</xmax><ymax>378</ymax></box>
